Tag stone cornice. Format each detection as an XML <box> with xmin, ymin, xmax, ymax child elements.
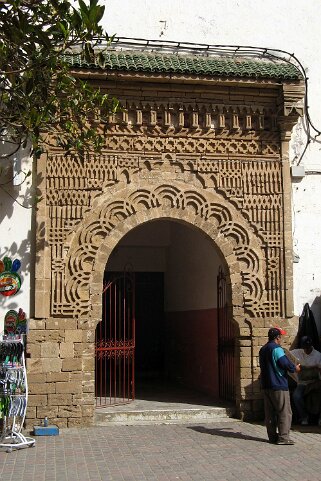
<box><xmin>71</xmin><ymin>68</ymin><xmax>304</xmax><ymax>90</ymax></box>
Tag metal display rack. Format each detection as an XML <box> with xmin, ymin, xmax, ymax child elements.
<box><xmin>0</xmin><ymin>335</ymin><xmax>35</xmax><ymax>452</ymax></box>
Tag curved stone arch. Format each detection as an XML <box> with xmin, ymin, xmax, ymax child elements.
<box><xmin>62</xmin><ymin>181</ymin><xmax>267</xmax><ymax>319</ymax></box>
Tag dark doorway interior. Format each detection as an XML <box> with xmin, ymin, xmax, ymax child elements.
<box><xmin>134</xmin><ymin>271</ymin><xmax>216</xmax><ymax>404</ymax></box>
<box><xmin>96</xmin><ymin>264</ymin><xmax>226</xmax><ymax>408</ymax></box>
<box><xmin>134</xmin><ymin>272</ymin><xmax>219</xmax><ymax>403</ymax></box>
<box><xmin>135</xmin><ymin>272</ymin><xmax>165</xmax><ymax>386</ymax></box>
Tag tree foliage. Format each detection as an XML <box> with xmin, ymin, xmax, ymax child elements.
<box><xmin>0</xmin><ymin>0</ymin><xmax>119</xmax><ymax>158</ymax></box>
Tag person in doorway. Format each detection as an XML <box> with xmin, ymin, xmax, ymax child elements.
<box><xmin>290</xmin><ymin>336</ymin><xmax>321</xmax><ymax>425</ymax></box>
<box><xmin>259</xmin><ymin>327</ymin><xmax>300</xmax><ymax>445</ymax></box>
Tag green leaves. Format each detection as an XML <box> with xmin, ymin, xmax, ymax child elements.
<box><xmin>78</xmin><ymin>0</ymin><xmax>105</xmax><ymax>36</ymax></box>
<box><xmin>0</xmin><ymin>0</ymin><xmax>119</xmax><ymax>158</ymax></box>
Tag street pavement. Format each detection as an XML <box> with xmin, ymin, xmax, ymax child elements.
<box><xmin>1</xmin><ymin>421</ymin><xmax>321</xmax><ymax>481</ymax></box>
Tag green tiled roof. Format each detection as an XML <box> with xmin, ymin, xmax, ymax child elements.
<box><xmin>65</xmin><ymin>51</ymin><xmax>302</xmax><ymax>81</ymax></box>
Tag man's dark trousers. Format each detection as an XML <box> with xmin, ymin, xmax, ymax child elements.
<box><xmin>263</xmin><ymin>389</ymin><xmax>292</xmax><ymax>442</ymax></box>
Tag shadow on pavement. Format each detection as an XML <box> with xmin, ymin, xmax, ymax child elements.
<box><xmin>291</xmin><ymin>424</ymin><xmax>321</xmax><ymax>434</ymax></box>
<box><xmin>187</xmin><ymin>425</ymin><xmax>268</xmax><ymax>443</ymax></box>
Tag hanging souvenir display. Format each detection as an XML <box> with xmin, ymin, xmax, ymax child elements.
<box><xmin>0</xmin><ymin>257</ymin><xmax>21</xmax><ymax>297</ymax></box>
<box><xmin>0</xmin><ymin>335</ymin><xmax>35</xmax><ymax>451</ymax></box>
<box><xmin>4</xmin><ymin>309</ymin><xmax>27</xmax><ymax>335</ymax></box>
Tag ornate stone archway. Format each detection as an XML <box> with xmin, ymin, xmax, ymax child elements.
<box><xmin>28</xmin><ymin>52</ymin><xmax>304</xmax><ymax>427</ymax></box>
<box><xmin>63</xmin><ymin>179</ymin><xmax>266</xmax><ymax>323</ymax></box>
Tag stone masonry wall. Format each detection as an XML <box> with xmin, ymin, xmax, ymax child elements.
<box><xmin>26</xmin><ymin>319</ymin><xmax>95</xmax><ymax>428</ymax></box>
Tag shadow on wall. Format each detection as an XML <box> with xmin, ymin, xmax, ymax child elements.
<box><xmin>0</xmin><ymin>153</ymin><xmax>45</xmax><ymax>317</ymax></box>
<box><xmin>0</xmin><ymin>157</ymin><xmax>33</xmax><ymax>318</ymax></box>
<box><xmin>0</xmin><ymin>183</ymin><xmax>34</xmax><ymax>223</ymax></box>
<box><xmin>242</xmin><ymin>378</ymin><xmax>264</xmax><ymax>422</ymax></box>
<box><xmin>0</xmin><ymin>153</ymin><xmax>40</xmax><ymax>223</ymax></box>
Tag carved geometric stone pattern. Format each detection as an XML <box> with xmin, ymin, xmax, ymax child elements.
<box><xmin>57</xmin><ymin>182</ymin><xmax>265</xmax><ymax>319</ymax></box>
<box><xmin>44</xmin><ymin>99</ymin><xmax>287</xmax><ymax>321</ymax></box>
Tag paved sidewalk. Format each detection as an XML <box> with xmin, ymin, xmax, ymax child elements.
<box><xmin>1</xmin><ymin>421</ymin><xmax>321</xmax><ymax>481</ymax></box>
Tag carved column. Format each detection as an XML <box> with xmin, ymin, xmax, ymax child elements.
<box><xmin>278</xmin><ymin>81</ymin><xmax>305</xmax><ymax>317</ymax></box>
<box><xmin>279</xmin><ymin>115</ymin><xmax>302</xmax><ymax>317</ymax></box>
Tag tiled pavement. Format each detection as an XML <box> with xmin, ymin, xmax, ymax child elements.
<box><xmin>1</xmin><ymin>421</ymin><xmax>321</xmax><ymax>481</ymax></box>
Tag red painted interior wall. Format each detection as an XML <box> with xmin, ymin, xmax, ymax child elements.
<box><xmin>165</xmin><ymin>308</ymin><xmax>219</xmax><ymax>399</ymax></box>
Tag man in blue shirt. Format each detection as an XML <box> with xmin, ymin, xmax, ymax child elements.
<box><xmin>259</xmin><ymin>327</ymin><xmax>301</xmax><ymax>445</ymax></box>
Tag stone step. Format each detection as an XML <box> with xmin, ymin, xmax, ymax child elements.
<box><xmin>95</xmin><ymin>406</ymin><xmax>236</xmax><ymax>426</ymax></box>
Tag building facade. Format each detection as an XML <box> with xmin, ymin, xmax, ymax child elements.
<box><xmin>1</xmin><ymin>1</ymin><xmax>321</xmax><ymax>428</ymax></box>
<box><xmin>24</xmin><ymin>49</ymin><xmax>304</xmax><ymax>427</ymax></box>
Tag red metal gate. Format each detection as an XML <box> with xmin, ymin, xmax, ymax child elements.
<box><xmin>217</xmin><ymin>266</ymin><xmax>235</xmax><ymax>401</ymax></box>
<box><xmin>95</xmin><ymin>272</ymin><xmax>135</xmax><ymax>407</ymax></box>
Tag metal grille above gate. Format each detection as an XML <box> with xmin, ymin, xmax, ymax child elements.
<box><xmin>95</xmin><ymin>272</ymin><xmax>135</xmax><ymax>407</ymax></box>
<box><xmin>217</xmin><ymin>266</ymin><xmax>235</xmax><ymax>401</ymax></box>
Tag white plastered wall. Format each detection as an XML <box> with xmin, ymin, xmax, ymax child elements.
<box><xmin>0</xmin><ymin>144</ymin><xmax>34</xmax><ymax>333</ymax></box>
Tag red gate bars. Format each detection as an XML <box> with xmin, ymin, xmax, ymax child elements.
<box><xmin>95</xmin><ymin>272</ymin><xmax>135</xmax><ymax>407</ymax></box>
<box><xmin>217</xmin><ymin>266</ymin><xmax>235</xmax><ymax>401</ymax></box>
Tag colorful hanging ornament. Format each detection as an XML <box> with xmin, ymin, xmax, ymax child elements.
<box><xmin>11</xmin><ymin>259</ymin><xmax>21</xmax><ymax>273</ymax></box>
<box><xmin>0</xmin><ymin>256</ymin><xmax>22</xmax><ymax>296</ymax></box>
<box><xmin>16</xmin><ymin>308</ymin><xmax>27</xmax><ymax>334</ymax></box>
<box><xmin>4</xmin><ymin>308</ymin><xmax>27</xmax><ymax>335</ymax></box>
<box><xmin>4</xmin><ymin>310</ymin><xmax>18</xmax><ymax>334</ymax></box>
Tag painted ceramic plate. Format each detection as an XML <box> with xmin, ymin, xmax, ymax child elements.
<box><xmin>0</xmin><ymin>272</ymin><xmax>21</xmax><ymax>296</ymax></box>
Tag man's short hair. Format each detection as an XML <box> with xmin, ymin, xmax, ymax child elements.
<box><xmin>301</xmin><ymin>335</ymin><xmax>313</xmax><ymax>348</ymax></box>
<box><xmin>268</xmin><ymin>327</ymin><xmax>286</xmax><ymax>341</ymax></box>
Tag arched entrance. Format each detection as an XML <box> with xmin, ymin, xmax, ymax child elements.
<box><xmin>60</xmin><ymin>178</ymin><xmax>266</xmax><ymax>421</ymax></box>
<box><xmin>28</xmin><ymin>55</ymin><xmax>305</xmax><ymax>427</ymax></box>
<box><xmin>95</xmin><ymin>219</ymin><xmax>236</xmax><ymax>408</ymax></box>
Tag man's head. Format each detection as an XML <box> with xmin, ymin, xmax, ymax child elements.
<box><xmin>301</xmin><ymin>335</ymin><xmax>313</xmax><ymax>354</ymax></box>
<box><xmin>268</xmin><ymin>327</ymin><xmax>287</xmax><ymax>344</ymax></box>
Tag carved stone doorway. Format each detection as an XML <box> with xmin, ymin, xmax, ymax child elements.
<box><xmin>98</xmin><ymin>219</ymin><xmax>231</xmax><ymax>406</ymax></box>
<box><xmin>29</xmin><ymin>55</ymin><xmax>305</xmax><ymax>426</ymax></box>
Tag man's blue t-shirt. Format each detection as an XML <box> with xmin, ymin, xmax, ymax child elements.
<box><xmin>259</xmin><ymin>341</ymin><xmax>296</xmax><ymax>390</ymax></box>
